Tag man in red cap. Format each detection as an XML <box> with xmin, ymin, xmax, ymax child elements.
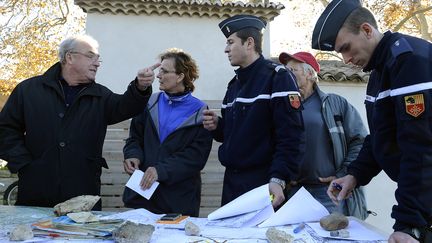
<box><xmin>279</xmin><ymin>51</ymin><xmax>368</xmax><ymax>219</ymax></box>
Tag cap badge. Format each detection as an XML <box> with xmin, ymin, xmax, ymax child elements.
<box><xmin>226</xmin><ymin>26</ymin><xmax>230</xmax><ymax>33</ymax></box>
<box><xmin>404</xmin><ymin>94</ymin><xmax>424</xmax><ymax>117</ymax></box>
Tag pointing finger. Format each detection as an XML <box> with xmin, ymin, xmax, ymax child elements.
<box><xmin>149</xmin><ymin>63</ymin><xmax>161</xmax><ymax>71</ymax></box>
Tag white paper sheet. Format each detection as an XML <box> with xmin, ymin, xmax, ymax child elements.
<box><xmin>207</xmin><ymin>184</ymin><xmax>273</xmax><ymax>221</ymax></box>
<box><xmin>206</xmin><ymin>204</ymin><xmax>273</xmax><ymax>228</ymax></box>
<box><xmin>101</xmin><ymin>208</ymin><xmax>163</xmax><ymax>224</ymax></box>
<box><xmin>200</xmin><ymin>225</ymin><xmax>268</xmax><ymax>240</ymax></box>
<box><xmin>125</xmin><ymin>169</ymin><xmax>159</xmax><ymax>199</ymax></box>
<box><xmin>307</xmin><ymin>218</ymin><xmax>388</xmax><ymax>241</ymax></box>
<box><xmin>259</xmin><ymin>186</ymin><xmax>329</xmax><ymax>227</ymax></box>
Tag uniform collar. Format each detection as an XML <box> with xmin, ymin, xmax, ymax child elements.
<box><xmin>363</xmin><ymin>31</ymin><xmax>393</xmax><ymax>72</ymax></box>
<box><xmin>235</xmin><ymin>55</ymin><xmax>264</xmax><ymax>83</ymax></box>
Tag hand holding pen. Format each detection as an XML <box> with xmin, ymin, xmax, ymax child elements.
<box><xmin>327</xmin><ymin>175</ymin><xmax>357</xmax><ymax>205</ymax></box>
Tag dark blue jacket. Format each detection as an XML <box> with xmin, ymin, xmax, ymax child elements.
<box><xmin>213</xmin><ymin>56</ymin><xmax>305</xmax><ymax>203</ymax></box>
<box><xmin>123</xmin><ymin>92</ymin><xmax>212</xmax><ymax>216</ymax></box>
<box><xmin>348</xmin><ymin>31</ymin><xmax>432</xmax><ymax>231</ymax></box>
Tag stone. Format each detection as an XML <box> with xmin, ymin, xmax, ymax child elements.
<box><xmin>53</xmin><ymin>195</ymin><xmax>100</xmax><ymax>216</ymax></box>
<box><xmin>112</xmin><ymin>221</ymin><xmax>155</xmax><ymax>243</ymax></box>
<box><xmin>9</xmin><ymin>224</ymin><xmax>33</xmax><ymax>241</ymax></box>
<box><xmin>184</xmin><ymin>221</ymin><xmax>200</xmax><ymax>236</ymax></box>
<box><xmin>320</xmin><ymin>212</ymin><xmax>349</xmax><ymax>231</ymax></box>
<box><xmin>266</xmin><ymin>227</ymin><xmax>294</xmax><ymax>243</ymax></box>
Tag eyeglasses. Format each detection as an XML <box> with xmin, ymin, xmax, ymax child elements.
<box><xmin>69</xmin><ymin>51</ymin><xmax>102</xmax><ymax>63</ymax></box>
<box><xmin>158</xmin><ymin>68</ymin><xmax>177</xmax><ymax>75</ymax></box>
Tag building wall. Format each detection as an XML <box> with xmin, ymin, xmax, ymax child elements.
<box><xmin>86</xmin><ymin>13</ymin><xmax>270</xmax><ymax>100</ymax></box>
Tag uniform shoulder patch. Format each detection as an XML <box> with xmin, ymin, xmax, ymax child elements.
<box><xmin>288</xmin><ymin>94</ymin><xmax>301</xmax><ymax>109</ymax></box>
<box><xmin>391</xmin><ymin>38</ymin><xmax>413</xmax><ymax>59</ymax></box>
<box><xmin>404</xmin><ymin>94</ymin><xmax>424</xmax><ymax>117</ymax></box>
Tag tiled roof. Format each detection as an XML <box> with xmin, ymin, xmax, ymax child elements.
<box><xmin>74</xmin><ymin>0</ymin><xmax>284</xmax><ymax>20</ymax></box>
<box><xmin>270</xmin><ymin>57</ymin><xmax>370</xmax><ymax>83</ymax></box>
<box><xmin>318</xmin><ymin>60</ymin><xmax>369</xmax><ymax>83</ymax></box>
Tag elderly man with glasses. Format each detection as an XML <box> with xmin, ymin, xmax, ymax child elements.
<box><xmin>0</xmin><ymin>34</ymin><xmax>156</xmax><ymax>210</ymax></box>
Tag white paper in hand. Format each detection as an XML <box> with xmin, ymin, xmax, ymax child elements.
<box><xmin>259</xmin><ymin>187</ymin><xmax>329</xmax><ymax>227</ymax></box>
<box><xmin>208</xmin><ymin>184</ymin><xmax>272</xmax><ymax>221</ymax></box>
<box><xmin>125</xmin><ymin>169</ymin><xmax>159</xmax><ymax>199</ymax></box>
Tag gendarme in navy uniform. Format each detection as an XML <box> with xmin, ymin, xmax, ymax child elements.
<box><xmin>312</xmin><ymin>0</ymin><xmax>432</xmax><ymax>241</ymax></box>
<box><xmin>212</xmin><ymin>15</ymin><xmax>305</xmax><ymax>205</ymax></box>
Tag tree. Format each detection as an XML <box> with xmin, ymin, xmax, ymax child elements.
<box><xmin>367</xmin><ymin>0</ymin><xmax>432</xmax><ymax>41</ymax></box>
<box><xmin>315</xmin><ymin>0</ymin><xmax>431</xmax><ymax>40</ymax></box>
<box><xmin>0</xmin><ymin>0</ymin><xmax>85</xmax><ymax>95</ymax></box>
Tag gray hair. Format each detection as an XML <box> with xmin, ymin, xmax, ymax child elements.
<box><xmin>301</xmin><ymin>63</ymin><xmax>319</xmax><ymax>84</ymax></box>
<box><xmin>58</xmin><ymin>34</ymin><xmax>99</xmax><ymax>63</ymax></box>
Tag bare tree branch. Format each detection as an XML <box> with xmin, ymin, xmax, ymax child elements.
<box><xmin>393</xmin><ymin>6</ymin><xmax>432</xmax><ymax>32</ymax></box>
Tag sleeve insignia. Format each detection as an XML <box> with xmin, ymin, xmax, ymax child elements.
<box><xmin>404</xmin><ymin>94</ymin><xmax>424</xmax><ymax>117</ymax></box>
<box><xmin>288</xmin><ymin>94</ymin><xmax>301</xmax><ymax>109</ymax></box>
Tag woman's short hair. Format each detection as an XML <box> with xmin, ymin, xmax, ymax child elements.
<box><xmin>160</xmin><ymin>48</ymin><xmax>199</xmax><ymax>92</ymax></box>
<box><xmin>58</xmin><ymin>35</ymin><xmax>99</xmax><ymax>63</ymax></box>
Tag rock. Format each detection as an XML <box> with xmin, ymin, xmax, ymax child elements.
<box><xmin>320</xmin><ymin>212</ymin><xmax>349</xmax><ymax>231</ymax></box>
<box><xmin>184</xmin><ymin>221</ymin><xmax>200</xmax><ymax>236</ymax></box>
<box><xmin>9</xmin><ymin>224</ymin><xmax>33</xmax><ymax>241</ymax></box>
<box><xmin>266</xmin><ymin>227</ymin><xmax>294</xmax><ymax>243</ymax></box>
<box><xmin>54</xmin><ymin>195</ymin><xmax>100</xmax><ymax>216</ymax></box>
<box><xmin>112</xmin><ymin>221</ymin><xmax>155</xmax><ymax>243</ymax></box>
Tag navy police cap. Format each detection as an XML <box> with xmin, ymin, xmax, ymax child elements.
<box><xmin>219</xmin><ymin>15</ymin><xmax>267</xmax><ymax>38</ymax></box>
<box><xmin>312</xmin><ymin>0</ymin><xmax>361</xmax><ymax>51</ymax></box>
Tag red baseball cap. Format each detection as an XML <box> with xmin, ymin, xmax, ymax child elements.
<box><xmin>278</xmin><ymin>51</ymin><xmax>320</xmax><ymax>73</ymax></box>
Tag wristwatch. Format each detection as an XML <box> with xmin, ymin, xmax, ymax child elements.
<box><xmin>270</xmin><ymin>178</ymin><xmax>286</xmax><ymax>190</ymax></box>
<box><xmin>400</xmin><ymin>227</ymin><xmax>421</xmax><ymax>240</ymax></box>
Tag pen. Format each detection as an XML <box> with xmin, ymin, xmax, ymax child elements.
<box><xmin>332</xmin><ymin>182</ymin><xmax>343</xmax><ymax>191</ymax></box>
<box><xmin>293</xmin><ymin>222</ymin><xmax>305</xmax><ymax>233</ymax></box>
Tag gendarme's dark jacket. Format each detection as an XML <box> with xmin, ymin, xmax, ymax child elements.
<box><xmin>348</xmin><ymin>31</ymin><xmax>432</xmax><ymax>231</ymax></box>
<box><xmin>0</xmin><ymin>62</ymin><xmax>151</xmax><ymax>207</ymax></box>
<box><xmin>212</xmin><ymin>56</ymin><xmax>305</xmax><ymax>204</ymax></box>
<box><xmin>122</xmin><ymin>92</ymin><xmax>212</xmax><ymax>217</ymax></box>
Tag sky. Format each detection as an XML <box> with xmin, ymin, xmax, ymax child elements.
<box><xmin>269</xmin><ymin>0</ymin><xmax>326</xmax><ymax>57</ymax></box>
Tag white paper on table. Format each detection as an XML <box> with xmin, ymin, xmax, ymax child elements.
<box><xmin>206</xmin><ymin>204</ymin><xmax>274</xmax><ymax>228</ymax></box>
<box><xmin>307</xmin><ymin>218</ymin><xmax>388</xmax><ymax>241</ymax></box>
<box><xmin>199</xmin><ymin>225</ymin><xmax>268</xmax><ymax>240</ymax></box>
<box><xmin>207</xmin><ymin>184</ymin><xmax>273</xmax><ymax>221</ymax></box>
<box><xmin>125</xmin><ymin>169</ymin><xmax>159</xmax><ymax>199</ymax></box>
<box><xmin>259</xmin><ymin>187</ymin><xmax>329</xmax><ymax>227</ymax></box>
<box><xmin>101</xmin><ymin>208</ymin><xmax>163</xmax><ymax>224</ymax></box>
